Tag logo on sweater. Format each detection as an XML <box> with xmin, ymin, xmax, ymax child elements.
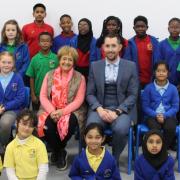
<box><xmin>49</xmin><ymin>60</ymin><xmax>55</xmax><ymax>68</ymax></box>
<box><xmin>12</xmin><ymin>83</ymin><xmax>17</xmax><ymax>91</ymax></box>
<box><xmin>29</xmin><ymin>148</ymin><xmax>36</xmax><ymax>158</ymax></box>
<box><xmin>147</xmin><ymin>43</ymin><xmax>153</xmax><ymax>51</ymax></box>
<box><xmin>103</xmin><ymin>169</ymin><xmax>112</xmax><ymax>178</ymax></box>
<box><xmin>15</xmin><ymin>52</ymin><xmax>21</xmax><ymax>60</ymax></box>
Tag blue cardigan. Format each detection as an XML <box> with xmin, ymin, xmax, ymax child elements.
<box><xmin>69</xmin><ymin>149</ymin><xmax>121</xmax><ymax>180</ymax></box>
<box><xmin>52</xmin><ymin>33</ymin><xmax>76</xmax><ymax>54</ymax></box>
<box><xmin>142</xmin><ymin>82</ymin><xmax>179</xmax><ymax>118</ymax></box>
<box><xmin>0</xmin><ymin>43</ymin><xmax>30</xmax><ymax>79</ymax></box>
<box><xmin>134</xmin><ymin>154</ymin><xmax>175</xmax><ymax>180</ymax></box>
<box><xmin>0</xmin><ymin>73</ymin><xmax>25</xmax><ymax>113</ymax></box>
<box><xmin>70</xmin><ymin>35</ymin><xmax>101</xmax><ymax>63</ymax></box>
<box><xmin>159</xmin><ymin>38</ymin><xmax>180</xmax><ymax>85</ymax></box>
<box><xmin>123</xmin><ymin>35</ymin><xmax>160</xmax><ymax>73</ymax></box>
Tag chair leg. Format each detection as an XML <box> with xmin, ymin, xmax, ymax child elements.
<box><xmin>128</xmin><ymin>127</ymin><xmax>132</xmax><ymax>175</ymax></box>
<box><xmin>178</xmin><ymin>128</ymin><xmax>180</xmax><ymax>173</ymax></box>
<box><xmin>135</xmin><ymin>126</ymin><xmax>140</xmax><ymax>159</ymax></box>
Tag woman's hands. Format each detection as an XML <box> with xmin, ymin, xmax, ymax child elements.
<box><xmin>50</xmin><ymin>109</ymin><xmax>63</xmax><ymax>123</ymax></box>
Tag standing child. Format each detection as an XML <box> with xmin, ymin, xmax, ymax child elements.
<box><xmin>4</xmin><ymin>109</ymin><xmax>48</xmax><ymax>180</ymax></box>
<box><xmin>124</xmin><ymin>15</ymin><xmax>160</xmax><ymax>88</ymax></box>
<box><xmin>142</xmin><ymin>61</ymin><xmax>179</xmax><ymax>149</ymax></box>
<box><xmin>159</xmin><ymin>17</ymin><xmax>180</xmax><ymax>86</ymax></box>
<box><xmin>22</xmin><ymin>3</ymin><xmax>54</xmax><ymax>59</ymax></box>
<box><xmin>0</xmin><ymin>19</ymin><xmax>30</xmax><ymax>83</ymax></box>
<box><xmin>69</xmin><ymin>123</ymin><xmax>121</xmax><ymax>180</ymax></box>
<box><xmin>134</xmin><ymin>129</ymin><xmax>175</xmax><ymax>180</ymax></box>
<box><xmin>0</xmin><ymin>52</ymin><xmax>25</xmax><ymax>157</ymax></box>
<box><xmin>52</xmin><ymin>14</ymin><xmax>76</xmax><ymax>54</ymax></box>
<box><xmin>96</xmin><ymin>16</ymin><xmax>128</xmax><ymax>59</ymax></box>
<box><xmin>26</xmin><ymin>32</ymin><xmax>58</xmax><ymax>111</ymax></box>
<box><xmin>70</xmin><ymin>18</ymin><xmax>100</xmax><ymax>80</ymax></box>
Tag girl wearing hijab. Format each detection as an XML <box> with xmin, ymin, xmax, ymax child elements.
<box><xmin>70</xmin><ymin>18</ymin><xmax>100</xmax><ymax>80</ymax></box>
<box><xmin>96</xmin><ymin>16</ymin><xmax>128</xmax><ymax>59</ymax></box>
<box><xmin>134</xmin><ymin>129</ymin><xmax>175</xmax><ymax>180</ymax></box>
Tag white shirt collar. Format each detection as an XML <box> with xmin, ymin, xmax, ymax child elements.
<box><xmin>154</xmin><ymin>80</ymin><xmax>169</xmax><ymax>90</ymax></box>
<box><xmin>105</xmin><ymin>57</ymin><xmax>120</xmax><ymax>66</ymax></box>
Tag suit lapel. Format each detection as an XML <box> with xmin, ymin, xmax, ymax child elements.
<box><xmin>99</xmin><ymin>61</ymin><xmax>105</xmax><ymax>96</ymax></box>
<box><xmin>117</xmin><ymin>59</ymin><xmax>123</xmax><ymax>88</ymax></box>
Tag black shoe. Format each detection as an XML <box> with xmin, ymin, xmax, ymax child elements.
<box><xmin>56</xmin><ymin>149</ymin><xmax>67</xmax><ymax>170</ymax></box>
<box><xmin>50</xmin><ymin>151</ymin><xmax>58</xmax><ymax>164</ymax></box>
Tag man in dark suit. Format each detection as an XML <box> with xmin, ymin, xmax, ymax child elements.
<box><xmin>86</xmin><ymin>33</ymin><xmax>138</xmax><ymax>166</ymax></box>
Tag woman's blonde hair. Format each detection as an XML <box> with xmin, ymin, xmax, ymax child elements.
<box><xmin>57</xmin><ymin>46</ymin><xmax>78</xmax><ymax>65</ymax></box>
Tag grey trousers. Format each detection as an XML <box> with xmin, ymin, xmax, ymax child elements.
<box><xmin>0</xmin><ymin>111</ymin><xmax>16</xmax><ymax>147</ymax></box>
<box><xmin>87</xmin><ymin>111</ymin><xmax>131</xmax><ymax>164</ymax></box>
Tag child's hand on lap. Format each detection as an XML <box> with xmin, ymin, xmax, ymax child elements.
<box><xmin>0</xmin><ymin>105</ymin><xmax>5</xmax><ymax>114</ymax></box>
<box><xmin>156</xmin><ymin>114</ymin><xmax>164</xmax><ymax>124</ymax></box>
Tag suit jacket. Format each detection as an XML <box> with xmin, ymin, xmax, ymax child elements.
<box><xmin>86</xmin><ymin>59</ymin><xmax>138</xmax><ymax>114</ymax></box>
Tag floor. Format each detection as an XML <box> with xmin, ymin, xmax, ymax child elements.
<box><xmin>1</xmin><ymin>136</ymin><xmax>180</xmax><ymax>180</ymax></box>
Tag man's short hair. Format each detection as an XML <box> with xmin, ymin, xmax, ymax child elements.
<box><xmin>104</xmin><ymin>33</ymin><xmax>123</xmax><ymax>44</ymax></box>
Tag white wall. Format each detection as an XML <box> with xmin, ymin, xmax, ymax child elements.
<box><xmin>0</xmin><ymin>0</ymin><xmax>179</xmax><ymax>40</ymax></box>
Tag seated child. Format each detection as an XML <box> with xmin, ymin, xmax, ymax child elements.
<box><xmin>69</xmin><ymin>123</ymin><xmax>121</xmax><ymax>180</ymax></box>
<box><xmin>0</xmin><ymin>51</ymin><xmax>25</xmax><ymax>157</ymax></box>
<box><xmin>52</xmin><ymin>14</ymin><xmax>76</xmax><ymax>54</ymax></box>
<box><xmin>134</xmin><ymin>129</ymin><xmax>175</xmax><ymax>180</ymax></box>
<box><xmin>4</xmin><ymin>109</ymin><xmax>49</xmax><ymax>180</ymax></box>
<box><xmin>142</xmin><ymin>61</ymin><xmax>179</xmax><ymax>149</ymax></box>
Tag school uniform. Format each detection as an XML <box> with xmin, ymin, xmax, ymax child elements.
<box><xmin>135</xmin><ymin>129</ymin><xmax>175</xmax><ymax>180</ymax></box>
<box><xmin>70</xmin><ymin>18</ymin><xmax>100</xmax><ymax>82</ymax></box>
<box><xmin>0</xmin><ymin>72</ymin><xmax>25</xmax><ymax>148</ymax></box>
<box><xmin>70</xmin><ymin>35</ymin><xmax>100</xmax><ymax>64</ymax></box>
<box><xmin>26</xmin><ymin>51</ymin><xmax>58</xmax><ymax>98</ymax></box>
<box><xmin>134</xmin><ymin>154</ymin><xmax>175</xmax><ymax>180</ymax></box>
<box><xmin>70</xmin><ymin>32</ymin><xmax>100</xmax><ymax>80</ymax></box>
<box><xmin>4</xmin><ymin>135</ymin><xmax>48</xmax><ymax>180</ymax></box>
<box><xmin>124</xmin><ymin>35</ymin><xmax>160</xmax><ymax>85</ymax></box>
<box><xmin>26</xmin><ymin>50</ymin><xmax>58</xmax><ymax>111</ymax></box>
<box><xmin>0</xmin><ymin>72</ymin><xmax>25</xmax><ymax>112</ymax></box>
<box><xmin>0</xmin><ymin>43</ymin><xmax>30</xmax><ymax>79</ymax></box>
<box><xmin>22</xmin><ymin>22</ymin><xmax>54</xmax><ymax>58</ymax></box>
<box><xmin>159</xmin><ymin>38</ymin><xmax>180</xmax><ymax>85</ymax></box>
<box><xmin>69</xmin><ymin>148</ymin><xmax>121</xmax><ymax>180</ymax></box>
<box><xmin>52</xmin><ymin>32</ymin><xmax>76</xmax><ymax>54</ymax></box>
<box><xmin>142</xmin><ymin>81</ymin><xmax>179</xmax><ymax>148</ymax></box>
<box><xmin>142</xmin><ymin>81</ymin><xmax>179</xmax><ymax>118</ymax></box>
